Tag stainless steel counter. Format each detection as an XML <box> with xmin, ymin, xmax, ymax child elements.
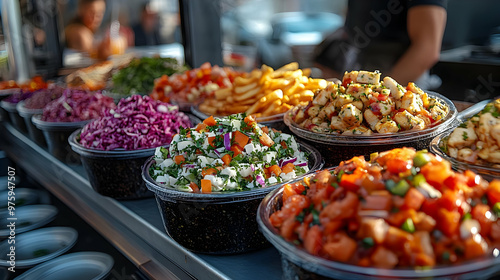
<box><xmin>0</xmin><ymin>122</ymin><xmax>283</xmax><ymax>280</ymax></box>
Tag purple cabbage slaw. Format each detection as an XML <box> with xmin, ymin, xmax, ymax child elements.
<box><xmin>41</xmin><ymin>89</ymin><xmax>116</xmax><ymax>122</ymax></box>
<box><xmin>3</xmin><ymin>89</ymin><xmax>36</xmax><ymax>104</ymax></box>
<box><xmin>79</xmin><ymin>95</ymin><xmax>192</xmax><ymax>151</ymax></box>
<box><xmin>24</xmin><ymin>86</ymin><xmax>65</xmax><ymax>109</ymax></box>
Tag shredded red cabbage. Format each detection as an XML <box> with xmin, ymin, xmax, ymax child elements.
<box><xmin>24</xmin><ymin>86</ymin><xmax>64</xmax><ymax>109</ymax></box>
<box><xmin>79</xmin><ymin>95</ymin><xmax>192</xmax><ymax>151</ymax></box>
<box><xmin>41</xmin><ymin>89</ymin><xmax>116</xmax><ymax>122</ymax></box>
<box><xmin>3</xmin><ymin>89</ymin><xmax>36</xmax><ymax>104</ymax></box>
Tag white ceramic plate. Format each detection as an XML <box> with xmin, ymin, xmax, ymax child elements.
<box><xmin>0</xmin><ymin>227</ymin><xmax>78</xmax><ymax>268</ymax></box>
<box><xmin>0</xmin><ymin>188</ymin><xmax>39</xmax><ymax>209</ymax></box>
<box><xmin>0</xmin><ymin>205</ymin><xmax>58</xmax><ymax>237</ymax></box>
<box><xmin>14</xmin><ymin>252</ymin><xmax>114</xmax><ymax>280</ymax></box>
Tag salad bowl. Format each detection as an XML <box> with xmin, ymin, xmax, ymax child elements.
<box><xmin>142</xmin><ymin>114</ymin><xmax>323</xmax><ymax>253</ymax></box>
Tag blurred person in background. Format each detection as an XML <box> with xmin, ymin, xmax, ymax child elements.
<box><xmin>65</xmin><ymin>0</ymin><xmax>106</xmax><ymax>53</ymax></box>
<box><xmin>132</xmin><ymin>2</ymin><xmax>161</xmax><ymax>46</ymax></box>
<box><xmin>65</xmin><ymin>0</ymin><xmax>127</xmax><ymax>59</ymax></box>
<box><xmin>313</xmin><ymin>0</ymin><xmax>447</xmax><ymax>89</ymax></box>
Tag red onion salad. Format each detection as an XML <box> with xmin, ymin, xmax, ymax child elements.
<box><xmin>41</xmin><ymin>89</ymin><xmax>115</xmax><ymax>122</ymax></box>
<box><xmin>79</xmin><ymin>95</ymin><xmax>192</xmax><ymax>151</ymax></box>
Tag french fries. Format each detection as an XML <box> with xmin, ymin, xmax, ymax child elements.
<box><xmin>199</xmin><ymin>63</ymin><xmax>329</xmax><ymax>118</ymax></box>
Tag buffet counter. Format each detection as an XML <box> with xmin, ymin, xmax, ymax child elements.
<box><xmin>0</xmin><ymin>121</ymin><xmax>283</xmax><ymax>280</ymax></box>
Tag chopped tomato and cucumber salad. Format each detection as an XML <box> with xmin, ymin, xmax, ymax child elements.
<box><xmin>151</xmin><ymin>114</ymin><xmax>309</xmax><ymax>193</ymax></box>
<box><xmin>271</xmin><ymin>147</ymin><xmax>500</xmax><ymax>269</ymax></box>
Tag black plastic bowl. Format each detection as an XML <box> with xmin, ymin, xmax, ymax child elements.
<box><xmin>284</xmin><ymin>91</ymin><xmax>457</xmax><ymax>168</ymax></box>
<box><xmin>16</xmin><ymin>101</ymin><xmax>46</xmax><ymax>147</ymax></box>
<box><xmin>142</xmin><ymin>142</ymin><xmax>323</xmax><ymax>254</ymax></box>
<box><xmin>1</xmin><ymin>100</ymin><xmax>27</xmax><ymax>133</ymax></box>
<box><xmin>69</xmin><ymin>129</ymin><xmax>160</xmax><ymax>200</ymax></box>
<box><xmin>32</xmin><ymin>115</ymin><xmax>89</xmax><ymax>164</ymax></box>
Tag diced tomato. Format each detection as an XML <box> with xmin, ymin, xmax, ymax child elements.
<box><xmin>439</xmin><ymin>190</ymin><xmax>465</xmax><ymax>213</ymax></box>
<box><xmin>377</xmin><ymin>94</ymin><xmax>389</xmax><ymax>102</ymax></box>
<box><xmin>189</xmin><ymin>182</ymin><xmax>200</xmax><ymax>193</ymax></box>
<box><xmin>268</xmin><ymin>165</ymin><xmax>282</xmax><ymax>177</ymax></box>
<box><xmin>369</xmin><ymin>102</ymin><xmax>382</xmax><ymax>115</ymax></box>
<box><xmin>201</xmin><ymin>179</ymin><xmax>212</xmax><ymax>193</ymax></box>
<box><xmin>487</xmin><ymin>180</ymin><xmax>500</xmax><ymax>204</ymax></box>
<box><xmin>283</xmin><ymin>183</ymin><xmax>306</xmax><ymax>202</ymax></box>
<box><xmin>342</xmin><ymin>77</ymin><xmax>353</xmax><ymax>88</ymax></box>
<box><xmin>232</xmin><ymin>131</ymin><xmax>250</xmax><ymax>148</ymax></box>
<box><xmin>420</xmin><ymin>160</ymin><xmax>453</xmax><ymax>189</ymax></box>
<box><xmin>384</xmin><ymin>226</ymin><xmax>413</xmax><ymax>251</ymax></box>
<box><xmin>464</xmin><ymin>170</ymin><xmax>482</xmax><ymax>187</ymax></box>
<box><xmin>464</xmin><ymin>235</ymin><xmax>488</xmax><ymax>260</ymax></box>
<box><xmin>340</xmin><ymin>172</ymin><xmax>362</xmax><ymax>192</ymax></box>
<box><xmin>230</xmin><ymin>144</ymin><xmax>243</xmax><ymax>157</ymax></box>
<box><xmin>401</xmin><ymin>188</ymin><xmax>425</xmax><ymax>211</ymax></box>
<box><xmin>174</xmin><ymin>155</ymin><xmax>185</xmax><ymax>165</ymax></box>
<box><xmin>387</xmin><ymin>209</ymin><xmax>417</xmax><ymax>227</ymax></box>
<box><xmin>283</xmin><ymin>184</ymin><xmax>295</xmax><ymax>202</ymax></box>
<box><xmin>244</xmin><ymin>115</ymin><xmax>257</xmax><ymax>126</ymax></box>
<box><xmin>443</xmin><ymin>174</ymin><xmax>468</xmax><ymax>191</ymax></box>
<box><xmin>259</xmin><ymin>132</ymin><xmax>275</xmax><ymax>147</ymax></box>
<box><xmin>221</xmin><ymin>154</ymin><xmax>232</xmax><ymax>165</ymax></box>
<box><xmin>414</xmin><ymin>253</ymin><xmax>436</xmax><ymax>267</ymax></box>
<box><xmin>421</xmin><ymin>198</ymin><xmax>440</xmax><ymax>218</ymax></box>
<box><xmin>386</xmin><ymin>158</ymin><xmax>412</xmax><ymax>174</ymax></box>
<box><xmin>203</xmin><ymin>115</ymin><xmax>217</xmax><ymax>126</ymax></box>
<box><xmin>280</xmin><ymin>140</ymin><xmax>288</xmax><ymax>149</ymax></box>
<box><xmin>436</xmin><ymin>208</ymin><xmax>460</xmax><ymax>237</ymax></box>
<box><xmin>207</xmin><ymin>136</ymin><xmax>216</xmax><ymax>147</ymax></box>
<box><xmin>195</xmin><ymin>123</ymin><xmax>207</xmax><ymax>132</ymax></box>
<box><xmin>201</xmin><ymin>167</ymin><xmax>218</xmax><ymax>177</ymax></box>
<box><xmin>472</xmin><ymin>204</ymin><xmax>494</xmax><ymax>237</ymax></box>
<box><xmin>263</xmin><ymin>168</ymin><xmax>271</xmax><ymax>179</ymax></box>
<box><xmin>282</xmin><ymin>163</ymin><xmax>295</xmax><ymax>174</ymax></box>
<box><xmin>361</xmin><ymin>175</ymin><xmax>386</xmax><ymax>193</ymax></box>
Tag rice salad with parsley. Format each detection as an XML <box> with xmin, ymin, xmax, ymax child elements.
<box><xmin>150</xmin><ymin>114</ymin><xmax>309</xmax><ymax>193</ymax></box>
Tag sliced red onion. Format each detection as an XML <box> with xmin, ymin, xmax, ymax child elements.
<box><xmin>296</xmin><ymin>162</ymin><xmax>308</xmax><ymax>167</ymax></box>
<box><xmin>255</xmin><ymin>175</ymin><xmax>266</xmax><ymax>187</ymax></box>
<box><xmin>279</xmin><ymin>157</ymin><xmax>297</xmax><ymax>167</ymax></box>
<box><xmin>250</xmin><ymin>164</ymin><xmax>255</xmax><ymax>172</ymax></box>
<box><xmin>214</xmin><ymin>149</ymin><xmax>220</xmax><ymax>157</ymax></box>
<box><xmin>184</xmin><ymin>164</ymin><xmax>197</xmax><ymax>169</ymax></box>
<box><xmin>224</xmin><ymin>132</ymin><xmax>232</xmax><ymax>150</ymax></box>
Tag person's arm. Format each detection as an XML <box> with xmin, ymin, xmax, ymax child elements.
<box><xmin>65</xmin><ymin>25</ymin><xmax>94</xmax><ymax>52</ymax></box>
<box><xmin>389</xmin><ymin>5</ymin><xmax>447</xmax><ymax>85</ymax></box>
